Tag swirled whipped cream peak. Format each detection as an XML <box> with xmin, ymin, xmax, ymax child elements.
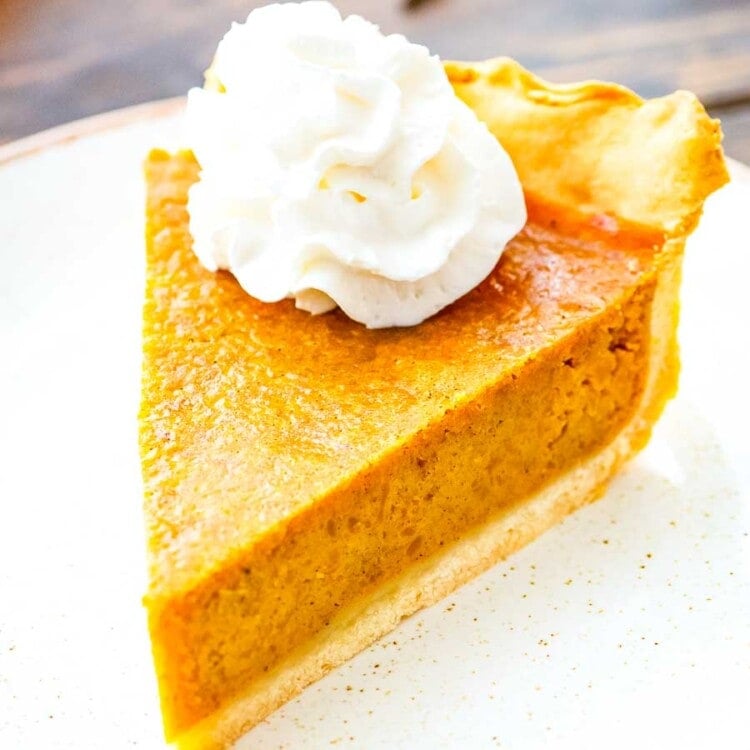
<box><xmin>185</xmin><ymin>1</ymin><xmax>527</xmax><ymax>329</ymax></box>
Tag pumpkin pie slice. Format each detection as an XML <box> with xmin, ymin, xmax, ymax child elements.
<box><xmin>140</xmin><ymin>58</ymin><xmax>728</xmax><ymax>749</ymax></box>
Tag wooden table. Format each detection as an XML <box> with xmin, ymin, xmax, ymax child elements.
<box><xmin>2</xmin><ymin>0</ymin><xmax>749</xmax><ymax>162</ymax></box>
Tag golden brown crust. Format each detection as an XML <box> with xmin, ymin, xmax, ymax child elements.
<box><xmin>446</xmin><ymin>58</ymin><xmax>729</xmax><ymax>235</ymax></box>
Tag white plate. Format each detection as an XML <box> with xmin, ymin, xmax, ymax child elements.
<box><xmin>1</xmin><ymin>104</ymin><xmax>748</xmax><ymax>750</ymax></box>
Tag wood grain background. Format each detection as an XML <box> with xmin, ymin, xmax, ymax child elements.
<box><xmin>2</xmin><ymin>0</ymin><xmax>749</xmax><ymax>160</ymax></box>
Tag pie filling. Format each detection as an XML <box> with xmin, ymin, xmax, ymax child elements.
<box><xmin>142</xmin><ymin>150</ymin><xmax>667</xmax><ymax>735</ymax></box>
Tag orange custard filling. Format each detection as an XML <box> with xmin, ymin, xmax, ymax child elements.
<box><xmin>141</xmin><ymin>150</ymin><xmax>671</xmax><ymax>736</ymax></box>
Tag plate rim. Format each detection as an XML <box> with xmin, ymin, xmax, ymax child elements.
<box><xmin>0</xmin><ymin>97</ymin><xmax>184</xmax><ymax>167</ymax></box>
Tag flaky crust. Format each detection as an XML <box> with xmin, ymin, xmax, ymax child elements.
<box><xmin>446</xmin><ymin>58</ymin><xmax>729</xmax><ymax>236</ymax></box>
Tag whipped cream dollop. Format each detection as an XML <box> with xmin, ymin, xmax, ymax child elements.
<box><xmin>185</xmin><ymin>1</ymin><xmax>526</xmax><ymax>328</ymax></box>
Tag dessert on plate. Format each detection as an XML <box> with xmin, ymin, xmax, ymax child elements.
<box><xmin>139</xmin><ymin>3</ymin><xmax>728</xmax><ymax>747</ymax></box>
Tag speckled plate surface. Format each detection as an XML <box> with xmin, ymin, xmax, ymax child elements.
<box><xmin>0</xmin><ymin>104</ymin><xmax>748</xmax><ymax>750</ymax></box>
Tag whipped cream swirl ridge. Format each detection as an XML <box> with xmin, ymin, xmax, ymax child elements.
<box><xmin>185</xmin><ymin>1</ymin><xmax>527</xmax><ymax>328</ymax></box>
